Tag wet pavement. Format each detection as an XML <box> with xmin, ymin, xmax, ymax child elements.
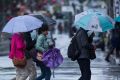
<box><xmin>0</xmin><ymin>34</ymin><xmax>120</xmax><ymax>80</ymax></box>
<box><xmin>1</xmin><ymin>50</ymin><xmax>120</xmax><ymax>80</ymax></box>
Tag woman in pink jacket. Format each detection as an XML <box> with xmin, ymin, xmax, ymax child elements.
<box><xmin>9</xmin><ymin>32</ymin><xmax>36</xmax><ymax>80</ymax></box>
<box><xmin>9</xmin><ymin>33</ymin><xmax>26</xmax><ymax>60</ymax></box>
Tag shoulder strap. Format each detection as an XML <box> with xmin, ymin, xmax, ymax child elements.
<box><xmin>74</xmin><ymin>28</ymin><xmax>82</xmax><ymax>53</ymax></box>
<box><xmin>74</xmin><ymin>28</ymin><xmax>81</xmax><ymax>37</ymax></box>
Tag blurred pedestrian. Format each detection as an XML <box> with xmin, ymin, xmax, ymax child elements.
<box><xmin>57</xmin><ymin>22</ymin><xmax>63</xmax><ymax>34</ymax></box>
<box><xmin>35</xmin><ymin>24</ymin><xmax>51</xmax><ymax>80</ymax></box>
<box><xmin>75</xmin><ymin>28</ymin><xmax>95</xmax><ymax>80</ymax></box>
<box><xmin>105</xmin><ymin>22</ymin><xmax>120</xmax><ymax>62</ymax></box>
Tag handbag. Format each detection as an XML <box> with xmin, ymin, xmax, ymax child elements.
<box><xmin>89</xmin><ymin>44</ymin><xmax>96</xmax><ymax>60</ymax></box>
<box><xmin>12</xmin><ymin>57</ymin><xmax>27</xmax><ymax>68</ymax></box>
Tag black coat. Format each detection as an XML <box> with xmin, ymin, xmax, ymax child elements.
<box><xmin>76</xmin><ymin>28</ymin><xmax>92</xmax><ymax>59</ymax></box>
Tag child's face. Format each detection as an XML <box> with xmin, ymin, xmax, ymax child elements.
<box><xmin>44</xmin><ymin>31</ymin><xmax>48</xmax><ymax>35</ymax></box>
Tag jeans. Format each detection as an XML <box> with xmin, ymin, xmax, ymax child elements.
<box><xmin>36</xmin><ymin>61</ymin><xmax>51</xmax><ymax>80</ymax></box>
<box><xmin>77</xmin><ymin>59</ymin><xmax>91</xmax><ymax>80</ymax></box>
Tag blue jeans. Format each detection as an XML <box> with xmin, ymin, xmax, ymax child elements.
<box><xmin>36</xmin><ymin>61</ymin><xmax>51</xmax><ymax>80</ymax></box>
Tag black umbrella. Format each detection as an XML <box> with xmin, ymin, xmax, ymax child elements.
<box><xmin>30</xmin><ymin>14</ymin><xmax>56</xmax><ymax>25</ymax></box>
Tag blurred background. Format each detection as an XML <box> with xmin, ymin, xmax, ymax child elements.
<box><xmin>1</xmin><ymin>0</ymin><xmax>120</xmax><ymax>80</ymax></box>
<box><xmin>0</xmin><ymin>0</ymin><xmax>114</xmax><ymax>55</ymax></box>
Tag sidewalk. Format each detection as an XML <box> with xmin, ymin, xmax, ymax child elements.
<box><xmin>1</xmin><ymin>34</ymin><xmax>120</xmax><ymax>80</ymax></box>
<box><xmin>1</xmin><ymin>50</ymin><xmax>120</xmax><ymax>80</ymax></box>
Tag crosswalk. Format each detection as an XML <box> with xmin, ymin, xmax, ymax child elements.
<box><xmin>49</xmin><ymin>50</ymin><xmax>120</xmax><ymax>80</ymax></box>
<box><xmin>1</xmin><ymin>33</ymin><xmax>120</xmax><ymax>80</ymax></box>
<box><xmin>0</xmin><ymin>51</ymin><xmax>120</xmax><ymax>80</ymax></box>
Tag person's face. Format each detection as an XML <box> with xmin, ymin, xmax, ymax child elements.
<box><xmin>43</xmin><ymin>30</ymin><xmax>48</xmax><ymax>35</ymax></box>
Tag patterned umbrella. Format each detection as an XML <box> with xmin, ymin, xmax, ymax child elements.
<box><xmin>74</xmin><ymin>10</ymin><xmax>115</xmax><ymax>32</ymax></box>
<box><xmin>115</xmin><ymin>16</ymin><xmax>120</xmax><ymax>22</ymax></box>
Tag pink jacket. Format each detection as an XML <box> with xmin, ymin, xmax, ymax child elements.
<box><xmin>9</xmin><ymin>33</ymin><xmax>26</xmax><ymax>59</ymax></box>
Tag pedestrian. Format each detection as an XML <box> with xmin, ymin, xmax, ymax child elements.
<box><xmin>9</xmin><ymin>32</ymin><xmax>37</xmax><ymax>80</ymax></box>
<box><xmin>57</xmin><ymin>22</ymin><xmax>63</xmax><ymax>34</ymax></box>
<box><xmin>35</xmin><ymin>24</ymin><xmax>51</xmax><ymax>80</ymax></box>
<box><xmin>75</xmin><ymin>28</ymin><xmax>95</xmax><ymax>80</ymax></box>
<box><xmin>23</xmin><ymin>31</ymin><xmax>37</xmax><ymax>80</ymax></box>
<box><xmin>105</xmin><ymin>30</ymin><xmax>115</xmax><ymax>62</ymax></box>
<box><xmin>9</xmin><ymin>32</ymin><xmax>27</xmax><ymax>80</ymax></box>
<box><xmin>105</xmin><ymin>22</ymin><xmax>120</xmax><ymax>62</ymax></box>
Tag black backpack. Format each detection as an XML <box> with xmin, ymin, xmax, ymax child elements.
<box><xmin>67</xmin><ymin>30</ymin><xmax>81</xmax><ymax>61</ymax></box>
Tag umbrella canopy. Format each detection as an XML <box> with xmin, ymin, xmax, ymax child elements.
<box><xmin>42</xmin><ymin>48</ymin><xmax>63</xmax><ymax>69</ymax></box>
<box><xmin>115</xmin><ymin>16</ymin><xmax>120</xmax><ymax>22</ymax></box>
<box><xmin>2</xmin><ymin>15</ymin><xmax>43</xmax><ymax>33</ymax></box>
<box><xmin>74</xmin><ymin>10</ymin><xmax>115</xmax><ymax>32</ymax></box>
<box><xmin>30</xmin><ymin>14</ymin><xmax>56</xmax><ymax>25</ymax></box>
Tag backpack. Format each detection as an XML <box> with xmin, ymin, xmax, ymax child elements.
<box><xmin>67</xmin><ymin>30</ymin><xmax>80</xmax><ymax>61</ymax></box>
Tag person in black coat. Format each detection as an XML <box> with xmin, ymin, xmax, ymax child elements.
<box><xmin>76</xmin><ymin>28</ymin><xmax>95</xmax><ymax>80</ymax></box>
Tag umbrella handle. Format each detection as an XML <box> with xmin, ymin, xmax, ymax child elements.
<box><xmin>53</xmin><ymin>49</ymin><xmax>55</xmax><ymax>78</ymax></box>
<box><xmin>53</xmin><ymin>69</ymin><xmax>55</xmax><ymax>78</ymax></box>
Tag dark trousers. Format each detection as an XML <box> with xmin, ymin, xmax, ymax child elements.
<box><xmin>36</xmin><ymin>61</ymin><xmax>51</xmax><ymax>80</ymax></box>
<box><xmin>105</xmin><ymin>46</ymin><xmax>114</xmax><ymax>61</ymax></box>
<box><xmin>77</xmin><ymin>59</ymin><xmax>91</xmax><ymax>80</ymax></box>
